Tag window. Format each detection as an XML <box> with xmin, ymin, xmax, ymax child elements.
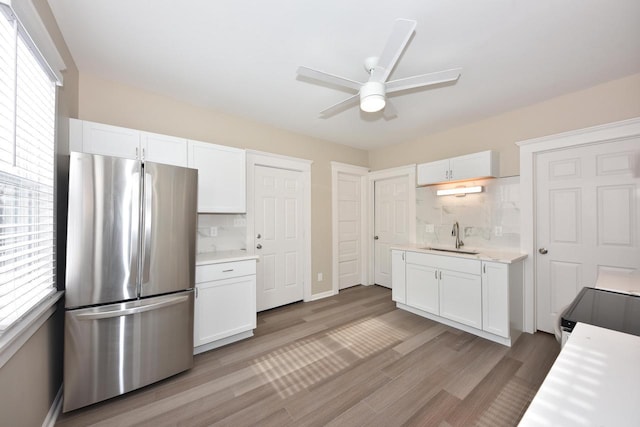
<box><xmin>0</xmin><ymin>6</ymin><xmax>57</xmax><ymax>332</ymax></box>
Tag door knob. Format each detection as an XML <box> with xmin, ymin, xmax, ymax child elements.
<box><xmin>538</xmin><ymin>248</ymin><xmax>548</xmax><ymax>255</ymax></box>
<box><xmin>374</xmin><ymin>236</ymin><xmax>379</xmax><ymax>240</ymax></box>
<box><xmin>256</xmin><ymin>244</ymin><xmax>262</xmax><ymax>249</ymax></box>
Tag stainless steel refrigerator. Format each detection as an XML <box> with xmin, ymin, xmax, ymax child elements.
<box><xmin>63</xmin><ymin>152</ymin><xmax>197</xmax><ymax>412</ymax></box>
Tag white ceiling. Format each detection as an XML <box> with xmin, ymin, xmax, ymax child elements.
<box><xmin>47</xmin><ymin>0</ymin><xmax>640</xmax><ymax>150</ymax></box>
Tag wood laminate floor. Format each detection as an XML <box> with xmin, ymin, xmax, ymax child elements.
<box><xmin>56</xmin><ymin>285</ymin><xmax>560</xmax><ymax>427</ymax></box>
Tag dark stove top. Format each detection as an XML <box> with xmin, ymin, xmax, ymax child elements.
<box><xmin>560</xmin><ymin>287</ymin><xmax>640</xmax><ymax>336</ymax></box>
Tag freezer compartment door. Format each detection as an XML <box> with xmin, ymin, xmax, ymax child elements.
<box><xmin>140</xmin><ymin>162</ymin><xmax>197</xmax><ymax>297</ymax></box>
<box><xmin>63</xmin><ymin>291</ymin><xmax>194</xmax><ymax>412</ymax></box>
<box><xmin>66</xmin><ymin>152</ymin><xmax>141</xmax><ymax>308</ymax></box>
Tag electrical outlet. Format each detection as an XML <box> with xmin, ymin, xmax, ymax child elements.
<box><xmin>210</xmin><ymin>226</ymin><xmax>218</xmax><ymax>237</ymax></box>
<box><xmin>234</xmin><ymin>218</ymin><xmax>247</xmax><ymax>227</ymax></box>
<box><xmin>425</xmin><ymin>224</ymin><xmax>435</xmax><ymax>233</ymax></box>
<box><xmin>494</xmin><ymin>226</ymin><xmax>503</xmax><ymax>237</ymax></box>
<box><xmin>317</xmin><ymin>273</ymin><xmax>323</xmax><ymax>282</ymax></box>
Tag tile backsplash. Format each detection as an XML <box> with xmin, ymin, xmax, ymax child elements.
<box><xmin>416</xmin><ymin>176</ymin><xmax>520</xmax><ymax>250</ymax></box>
<box><xmin>197</xmin><ymin>214</ymin><xmax>247</xmax><ymax>253</ymax></box>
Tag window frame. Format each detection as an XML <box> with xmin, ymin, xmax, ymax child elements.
<box><xmin>0</xmin><ymin>0</ymin><xmax>65</xmax><ymax>367</ymax></box>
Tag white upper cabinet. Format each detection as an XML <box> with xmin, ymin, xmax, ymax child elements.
<box><xmin>140</xmin><ymin>131</ymin><xmax>188</xmax><ymax>167</ymax></box>
<box><xmin>416</xmin><ymin>159</ymin><xmax>450</xmax><ymax>186</ymax></box>
<box><xmin>417</xmin><ymin>150</ymin><xmax>499</xmax><ymax>185</ymax></box>
<box><xmin>70</xmin><ymin>119</ymin><xmax>188</xmax><ymax>167</ymax></box>
<box><xmin>71</xmin><ymin>118</ymin><xmax>139</xmax><ymax>159</ymax></box>
<box><xmin>187</xmin><ymin>140</ymin><xmax>246</xmax><ymax>213</ymax></box>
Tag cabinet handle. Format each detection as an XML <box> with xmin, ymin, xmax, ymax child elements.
<box><xmin>402</xmin><ymin>252</ymin><xmax>405</xmax><ymax>261</ymax></box>
<box><xmin>445</xmin><ymin>170</ymin><xmax>449</xmax><ymax>180</ymax></box>
<box><xmin>483</xmin><ymin>264</ymin><xmax>486</xmax><ymax>274</ymax></box>
<box><xmin>435</xmin><ymin>270</ymin><xmax>437</xmax><ymax>279</ymax></box>
<box><xmin>195</xmin><ymin>287</ymin><xmax>198</xmax><ymax>298</ymax></box>
<box><xmin>439</xmin><ymin>271</ymin><xmax>442</xmax><ymax>280</ymax></box>
<box><xmin>449</xmin><ymin>169</ymin><xmax>453</xmax><ymax>180</ymax></box>
<box><xmin>142</xmin><ymin>148</ymin><xmax>145</xmax><ymax>159</ymax></box>
<box><xmin>222</xmin><ymin>269</ymin><xmax>234</xmax><ymax>272</ymax></box>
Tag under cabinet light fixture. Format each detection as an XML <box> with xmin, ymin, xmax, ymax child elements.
<box><xmin>436</xmin><ymin>186</ymin><xmax>483</xmax><ymax>196</ymax></box>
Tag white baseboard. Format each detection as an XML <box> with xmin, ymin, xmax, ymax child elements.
<box><xmin>308</xmin><ymin>289</ymin><xmax>336</xmax><ymax>301</ymax></box>
<box><xmin>194</xmin><ymin>330</ymin><xmax>253</xmax><ymax>355</ymax></box>
<box><xmin>42</xmin><ymin>385</ymin><xmax>63</xmax><ymax>427</ymax></box>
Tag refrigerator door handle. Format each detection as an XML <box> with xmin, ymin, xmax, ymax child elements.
<box><xmin>130</xmin><ymin>170</ymin><xmax>141</xmax><ymax>288</ymax></box>
<box><xmin>75</xmin><ymin>294</ymin><xmax>190</xmax><ymax>320</ymax></box>
<box><xmin>142</xmin><ymin>171</ymin><xmax>153</xmax><ymax>286</ymax></box>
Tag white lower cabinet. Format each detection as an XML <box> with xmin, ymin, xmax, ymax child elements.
<box><xmin>194</xmin><ymin>259</ymin><xmax>256</xmax><ymax>354</ymax></box>
<box><xmin>406</xmin><ymin>261</ymin><xmax>439</xmax><ymax>315</ymax></box>
<box><xmin>391</xmin><ymin>249</ymin><xmax>523</xmax><ymax>346</ymax></box>
<box><xmin>391</xmin><ymin>250</ymin><xmax>406</xmax><ymax>303</ymax></box>
<box><xmin>439</xmin><ymin>269</ymin><xmax>482</xmax><ymax>329</ymax></box>
<box><xmin>481</xmin><ymin>261</ymin><xmax>510</xmax><ymax>338</ymax></box>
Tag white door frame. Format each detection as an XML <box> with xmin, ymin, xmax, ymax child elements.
<box><xmin>517</xmin><ymin>117</ymin><xmax>640</xmax><ymax>333</ymax></box>
<box><xmin>367</xmin><ymin>165</ymin><xmax>417</xmax><ymax>285</ymax></box>
<box><xmin>246</xmin><ymin>150</ymin><xmax>313</xmax><ymax>303</ymax></box>
<box><xmin>331</xmin><ymin>162</ymin><xmax>369</xmax><ymax>295</ymax></box>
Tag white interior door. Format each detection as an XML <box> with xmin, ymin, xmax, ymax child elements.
<box><xmin>535</xmin><ymin>138</ymin><xmax>640</xmax><ymax>332</ymax></box>
<box><xmin>254</xmin><ymin>165</ymin><xmax>304</xmax><ymax>311</ymax></box>
<box><xmin>374</xmin><ymin>176</ymin><xmax>410</xmax><ymax>287</ymax></box>
<box><xmin>337</xmin><ymin>172</ymin><xmax>362</xmax><ymax>290</ymax></box>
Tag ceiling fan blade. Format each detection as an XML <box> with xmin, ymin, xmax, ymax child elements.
<box><xmin>370</xmin><ymin>19</ymin><xmax>416</xmax><ymax>83</ymax></box>
<box><xmin>297</xmin><ymin>66</ymin><xmax>363</xmax><ymax>92</ymax></box>
<box><xmin>319</xmin><ymin>94</ymin><xmax>360</xmax><ymax>117</ymax></box>
<box><xmin>386</xmin><ymin>68</ymin><xmax>462</xmax><ymax>93</ymax></box>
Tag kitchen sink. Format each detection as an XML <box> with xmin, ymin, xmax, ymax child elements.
<box><xmin>422</xmin><ymin>247</ymin><xmax>479</xmax><ymax>255</ymax></box>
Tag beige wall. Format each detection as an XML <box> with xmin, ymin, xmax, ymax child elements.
<box><xmin>77</xmin><ymin>73</ymin><xmax>369</xmax><ymax>295</ymax></box>
<box><xmin>0</xmin><ymin>303</ymin><xmax>64</xmax><ymax>427</ymax></box>
<box><xmin>369</xmin><ymin>73</ymin><xmax>640</xmax><ymax>175</ymax></box>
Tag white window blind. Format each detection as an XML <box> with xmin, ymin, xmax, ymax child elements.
<box><xmin>0</xmin><ymin>6</ymin><xmax>56</xmax><ymax>331</ymax></box>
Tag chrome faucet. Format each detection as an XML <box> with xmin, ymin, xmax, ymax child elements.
<box><xmin>452</xmin><ymin>221</ymin><xmax>464</xmax><ymax>249</ymax></box>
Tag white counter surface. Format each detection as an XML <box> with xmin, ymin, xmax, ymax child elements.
<box><xmin>196</xmin><ymin>250</ymin><xmax>259</xmax><ymax>266</ymax></box>
<box><xmin>519</xmin><ymin>323</ymin><xmax>640</xmax><ymax>427</ymax></box>
<box><xmin>595</xmin><ymin>269</ymin><xmax>640</xmax><ymax>295</ymax></box>
<box><xmin>391</xmin><ymin>244</ymin><xmax>527</xmax><ymax>264</ymax></box>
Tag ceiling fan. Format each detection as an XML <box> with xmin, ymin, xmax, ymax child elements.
<box><xmin>297</xmin><ymin>19</ymin><xmax>462</xmax><ymax>118</ymax></box>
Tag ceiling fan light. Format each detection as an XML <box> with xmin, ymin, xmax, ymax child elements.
<box><xmin>360</xmin><ymin>81</ymin><xmax>386</xmax><ymax>113</ymax></box>
<box><xmin>360</xmin><ymin>94</ymin><xmax>386</xmax><ymax>112</ymax></box>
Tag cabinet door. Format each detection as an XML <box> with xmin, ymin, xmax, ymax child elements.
<box><xmin>482</xmin><ymin>261</ymin><xmax>509</xmax><ymax>338</ymax></box>
<box><xmin>449</xmin><ymin>150</ymin><xmax>498</xmax><ymax>182</ymax></box>
<box><xmin>417</xmin><ymin>159</ymin><xmax>450</xmax><ymax>185</ymax></box>
<box><xmin>141</xmin><ymin>131</ymin><xmax>188</xmax><ymax>167</ymax></box>
<box><xmin>406</xmin><ymin>262</ymin><xmax>439</xmax><ymax>315</ymax></box>
<box><xmin>187</xmin><ymin>140</ymin><xmax>246</xmax><ymax>213</ymax></box>
<box><xmin>82</xmin><ymin>120</ymin><xmax>140</xmax><ymax>160</ymax></box>
<box><xmin>391</xmin><ymin>250</ymin><xmax>406</xmax><ymax>303</ymax></box>
<box><xmin>194</xmin><ymin>275</ymin><xmax>256</xmax><ymax>346</ymax></box>
<box><xmin>439</xmin><ymin>269</ymin><xmax>482</xmax><ymax>328</ymax></box>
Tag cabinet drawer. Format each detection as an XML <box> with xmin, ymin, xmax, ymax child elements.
<box><xmin>406</xmin><ymin>251</ymin><xmax>439</xmax><ymax>267</ymax></box>
<box><xmin>196</xmin><ymin>260</ymin><xmax>256</xmax><ymax>283</ymax></box>
<box><xmin>437</xmin><ymin>256</ymin><xmax>480</xmax><ymax>275</ymax></box>
<box><xmin>406</xmin><ymin>251</ymin><xmax>480</xmax><ymax>275</ymax></box>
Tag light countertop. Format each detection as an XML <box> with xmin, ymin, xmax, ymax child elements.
<box><xmin>391</xmin><ymin>244</ymin><xmax>527</xmax><ymax>264</ymax></box>
<box><xmin>595</xmin><ymin>269</ymin><xmax>640</xmax><ymax>295</ymax></box>
<box><xmin>519</xmin><ymin>323</ymin><xmax>640</xmax><ymax>427</ymax></box>
<box><xmin>196</xmin><ymin>250</ymin><xmax>259</xmax><ymax>266</ymax></box>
